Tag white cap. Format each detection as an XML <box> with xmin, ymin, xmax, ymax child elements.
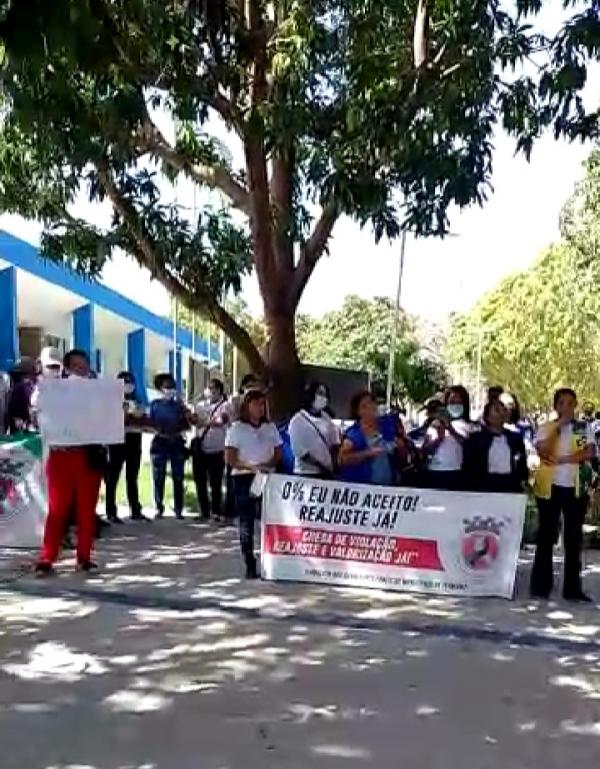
<box><xmin>40</xmin><ymin>346</ymin><xmax>62</xmax><ymax>368</ymax></box>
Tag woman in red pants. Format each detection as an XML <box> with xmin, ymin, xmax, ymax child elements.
<box><xmin>36</xmin><ymin>349</ymin><xmax>105</xmax><ymax>576</ymax></box>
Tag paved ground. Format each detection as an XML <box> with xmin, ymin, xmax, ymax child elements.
<box><xmin>1</xmin><ymin>515</ymin><xmax>600</xmax><ymax>769</ymax></box>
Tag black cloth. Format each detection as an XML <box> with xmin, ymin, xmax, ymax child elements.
<box><xmin>421</xmin><ymin>470</ymin><xmax>465</xmax><ymax>491</ymax></box>
<box><xmin>105</xmin><ymin>432</ymin><xmax>143</xmax><ymax>519</ymax></box>
<box><xmin>530</xmin><ymin>485</ymin><xmax>585</xmax><ymax>598</ymax></box>
<box><xmin>191</xmin><ymin>438</ymin><xmax>225</xmax><ymax>518</ymax></box>
<box><xmin>6</xmin><ymin>380</ymin><xmax>34</xmax><ymax>434</ymax></box>
<box><xmin>463</xmin><ymin>427</ymin><xmax>527</xmax><ymax>493</ymax></box>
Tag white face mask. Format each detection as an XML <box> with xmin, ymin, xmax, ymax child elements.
<box><xmin>313</xmin><ymin>395</ymin><xmax>328</xmax><ymax>413</ymax></box>
<box><xmin>124</xmin><ymin>383</ymin><xmax>135</xmax><ymax>396</ymax></box>
<box><xmin>162</xmin><ymin>388</ymin><xmax>176</xmax><ymax>400</ymax></box>
<box><xmin>68</xmin><ymin>373</ymin><xmax>87</xmax><ymax>380</ymax></box>
<box><xmin>447</xmin><ymin>404</ymin><xmax>464</xmax><ymax>419</ymax></box>
<box><xmin>43</xmin><ymin>367</ymin><xmax>61</xmax><ymax>379</ymax></box>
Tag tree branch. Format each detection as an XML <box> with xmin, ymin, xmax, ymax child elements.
<box><xmin>289</xmin><ymin>199</ymin><xmax>339</xmax><ymax>310</ymax></box>
<box><xmin>97</xmin><ymin>163</ymin><xmax>266</xmax><ymax>375</ymax></box>
<box><xmin>137</xmin><ymin>105</ymin><xmax>252</xmax><ymax>216</ymax></box>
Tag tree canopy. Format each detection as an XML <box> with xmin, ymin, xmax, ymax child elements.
<box><xmin>449</xmin><ymin>148</ymin><xmax>600</xmax><ymax>409</ymax></box>
<box><xmin>1</xmin><ymin>1</ymin><xmax>599</xmax><ymax>414</ymax></box>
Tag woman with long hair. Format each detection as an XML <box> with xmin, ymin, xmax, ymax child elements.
<box><xmin>289</xmin><ymin>382</ymin><xmax>339</xmax><ymax>479</ymax></box>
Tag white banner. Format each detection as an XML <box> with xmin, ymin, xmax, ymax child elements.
<box><xmin>0</xmin><ymin>436</ymin><xmax>46</xmax><ymax>548</ymax></box>
<box><xmin>261</xmin><ymin>476</ymin><xmax>527</xmax><ymax>598</ymax></box>
<box><xmin>37</xmin><ymin>378</ymin><xmax>125</xmax><ymax>446</ymax></box>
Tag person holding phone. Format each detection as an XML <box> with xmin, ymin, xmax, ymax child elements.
<box><xmin>530</xmin><ymin>388</ymin><xmax>595</xmax><ymax>602</ymax></box>
<box><xmin>338</xmin><ymin>391</ymin><xmax>397</xmax><ymax>486</ymax></box>
<box><xmin>422</xmin><ymin>385</ymin><xmax>474</xmax><ymax>491</ymax></box>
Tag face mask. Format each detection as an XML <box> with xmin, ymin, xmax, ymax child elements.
<box><xmin>377</xmin><ymin>404</ymin><xmax>387</xmax><ymax>416</ymax></box>
<box><xmin>43</xmin><ymin>368</ymin><xmax>61</xmax><ymax>379</ymax></box>
<box><xmin>447</xmin><ymin>404</ymin><xmax>464</xmax><ymax>419</ymax></box>
<box><xmin>313</xmin><ymin>395</ymin><xmax>328</xmax><ymax>412</ymax></box>
<box><xmin>124</xmin><ymin>383</ymin><xmax>135</xmax><ymax>396</ymax></box>
<box><xmin>68</xmin><ymin>373</ymin><xmax>87</xmax><ymax>380</ymax></box>
<box><xmin>162</xmin><ymin>388</ymin><xmax>176</xmax><ymax>400</ymax></box>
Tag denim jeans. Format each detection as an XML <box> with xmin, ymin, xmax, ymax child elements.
<box><xmin>150</xmin><ymin>436</ymin><xmax>186</xmax><ymax>515</ymax></box>
<box><xmin>233</xmin><ymin>474</ymin><xmax>260</xmax><ymax>561</ymax></box>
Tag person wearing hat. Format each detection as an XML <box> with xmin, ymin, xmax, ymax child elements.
<box><xmin>6</xmin><ymin>356</ymin><xmax>37</xmax><ymax>434</ymax></box>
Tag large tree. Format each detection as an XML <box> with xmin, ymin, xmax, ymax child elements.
<box><xmin>0</xmin><ymin>1</ymin><xmax>599</xmax><ymax>414</ymax></box>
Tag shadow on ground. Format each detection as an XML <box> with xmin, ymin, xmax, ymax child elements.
<box><xmin>1</xmin><ymin>520</ymin><xmax>600</xmax><ymax>769</ymax></box>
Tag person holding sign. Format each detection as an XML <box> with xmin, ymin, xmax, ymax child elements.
<box><xmin>338</xmin><ymin>391</ymin><xmax>397</xmax><ymax>486</ymax></box>
<box><xmin>530</xmin><ymin>388</ymin><xmax>595</xmax><ymax>603</ymax></box>
<box><xmin>35</xmin><ymin>349</ymin><xmax>107</xmax><ymax>575</ymax></box>
<box><xmin>225</xmin><ymin>390</ymin><xmax>282</xmax><ymax>578</ymax></box>
<box><xmin>149</xmin><ymin>373</ymin><xmax>190</xmax><ymax>519</ymax></box>
<box><xmin>289</xmin><ymin>382</ymin><xmax>339</xmax><ymax>479</ymax></box>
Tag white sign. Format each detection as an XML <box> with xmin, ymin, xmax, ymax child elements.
<box><xmin>0</xmin><ymin>437</ymin><xmax>46</xmax><ymax>547</ymax></box>
<box><xmin>37</xmin><ymin>378</ymin><xmax>125</xmax><ymax>446</ymax></box>
<box><xmin>261</xmin><ymin>476</ymin><xmax>527</xmax><ymax>598</ymax></box>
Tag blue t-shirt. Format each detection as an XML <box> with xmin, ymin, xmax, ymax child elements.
<box><xmin>368</xmin><ymin>434</ymin><xmax>394</xmax><ymax>486</ymax></box>
<box><xmin>150</xmin><ymin>398</ymin><xmax>187</xmax><ymax>437</ymax></box>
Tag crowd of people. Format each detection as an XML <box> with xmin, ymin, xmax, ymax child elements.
<box><xmin>0</xmin><ymin>348</ymin><xmax>597</xmax><ymax>600</ymax></box>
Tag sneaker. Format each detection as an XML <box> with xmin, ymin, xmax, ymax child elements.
<box><xmin>131</xmin><ymin>512</ymin><xmax>150</xmax><ymax>522</ymax></box>
<box><xmin>155</xmin><ymin>509</ymin><xmax>164</xmax><ymax>519</ymax></box>
<box><xmin>175</xmin><ymin>511</ymin><xmax>184</xmax><ymax>520</ymax></box>
<box><xmin>563</xmin><ymin>591</ymin><xmax>593</xmax><ymax>603</ymax></box>
<box><xmin>77</xmin><ymin>561</ymin><xmax>99</xmax><ymax>573</ymax></box>
<box><xmin>107</xmin><ymin>515</ymin><xmax>124</xmax><ymax>524</ymax></box>
<box><xmin>35</xmin><ymin>562</ymin><xmax>54</xmax><ymax>578</ymax></box>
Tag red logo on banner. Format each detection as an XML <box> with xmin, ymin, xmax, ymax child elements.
<box><xmin>264</xmin><ymin>524</ymin><xmax>443</xmax><ymax>571</ymax></box>
<box><xmin>460</xmin><ymin>517</ymin><xmax>503</xmax><ymax>571</ymax></box>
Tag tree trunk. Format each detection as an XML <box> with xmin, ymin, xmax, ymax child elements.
<box><xmin>264</xmin><ymin>309</ymin><xmax>303</xmax><ymax>421</ymax></box>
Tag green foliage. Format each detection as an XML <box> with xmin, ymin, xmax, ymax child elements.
<box><xmin>448</xmin><ymin>241</ymin><xmax>600</xmax><ymax>409</ymax></box>
<box><xmin>297</xmin><ymin>296</ymin><xmax>447</xmax><ymax>404</ymax></box>
<box><xmin>0</xmin><ymin>0</ymin><xmax>600</xmax><ymax>398</ymax></box>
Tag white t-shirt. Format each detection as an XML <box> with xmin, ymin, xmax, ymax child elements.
<box><xmin>427</xmin><ymin>419</ymin><xmax>472</xmax><ymax>472</ymax></box>
<box><xmin>535</xmin><ymin>421</ymin><xmax>595</xmax><ymax>488</ymax></box>
<box><xmin>488</xmin><ymin>435</ymin><xmax>511</xmax><ymax>474</ymax></box>
<box><xmin>225</xmin><ymin>420</ymin><xmax>282</xmax><ymax>475</ymax></box>
<box><xmin>194</xmin><ymin>398</ymin><xmax>231</xmax><ymax>453</ymax></box>
<box><xmin>289</xmin><ymin>410</ymin><xmax>340</xmax><ymax>475</ymax></box>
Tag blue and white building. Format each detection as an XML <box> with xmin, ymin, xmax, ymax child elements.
<box><xmin>0</xmin><ymin>231</ymin><xmax>219</xmax><ymax>401</ymax></box>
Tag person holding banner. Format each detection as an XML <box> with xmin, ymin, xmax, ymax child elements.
<box><xmin>289</xmin><ymin>382</ymin><xmax>339</xmax><ymax>479</ymax></box>
<box><xmin>422</xmin><ymin>385</ymin><xmax>475</xmax><ymax>491</ymax></box>
<box><xmin>35</xmin><ymin>349</ymin><xmax>106</xmax><ymax>575</ymax></box>
<box><xmin>225</xmin><ymin>390</ymin><xmax>282</xmax><ymax>578</ymax></box>
<box><xmin>530</xmin><ymin>388</ymin><xmax>595</xmax><ymax>603</ymax></box>
<box><xmin>338</xmin><ymin>391</ymin><xmax>397</xmax><ymax>486</ymax></box>
<box><xmin>149</xmin><ymin>373</ymin><xmax>190</xmax><ymax>520</ymax></box>
<box><xmin>463</xmin><ymin>399</ymin><xmax>528</xmax><ymax>494</ymax></box>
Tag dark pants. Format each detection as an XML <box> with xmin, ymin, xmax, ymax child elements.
<box><xmin>105</xmin><ymin>432</ymin><xmax>143</xmax><ymax>518</ymax></box>
<box><xmin>423</xmin><ymin>470</ymin><xmax>465</xmax><ymax>491</ymax></box>
<box><xmin>191</xmin><ymin>440</ymin><xmax>225</xmax><ymax>518</ymax></box>
<box><xmin>150</xmin><ymin>436</ymin><xmax>186</xmax><ymax>516</ymax></box>
<box><xmin>233</xmin><ymin>474</ymin><xmax>260</xmax><ymax>563</ymax></box>
<box><xmin>530</xmin><ymin>485</ymin><xmax>585</xmax><ymax>597</ymax></box>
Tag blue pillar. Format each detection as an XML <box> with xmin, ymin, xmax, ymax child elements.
<box><xmin>127</xmin><ymin>329</ymin><xmax>148</xmax><ymax>405</ymax></box>
<box><xmin>72</xmin><ymin>304</ymin><xmax>94</xmax><ymax>360</ymax></box>
<box><xmin>0</xmin><ymin>267</ymin><xmax>19</xmax><ymax>372</ymax></box>
<box><xmin>168</xmin><ymin>349</ymin><xmax>183</xmax><ymax>393</ymax></box>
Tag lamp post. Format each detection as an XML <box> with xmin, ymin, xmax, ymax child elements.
<box><xmin>386</xmin><ymin>229</ymin><xmax>408</xmax><ymax>411</ymax></box>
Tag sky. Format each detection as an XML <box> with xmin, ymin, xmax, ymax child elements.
<box><xmin>0</xmin><ymin>1</ymin><xmax>597</xmax><ymax>327</ymax></box>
